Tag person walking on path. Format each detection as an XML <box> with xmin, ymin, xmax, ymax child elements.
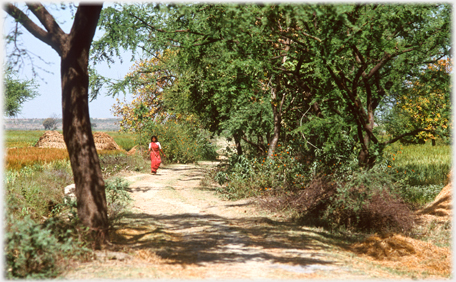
<box><xmin>148</xmin><ymin>135</ymin><xmax>165</xmax><ymax>174</ymax></box>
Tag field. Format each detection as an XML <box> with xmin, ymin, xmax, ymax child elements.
<box><xmin>4</xmin><ymin>130</ymin><xmax>139</xmax><ymax>170</ymax></box>
<box><xmin>384</xmin><ymin>141</ymin><xmax>451</xmax><ymax>186</ymax></box>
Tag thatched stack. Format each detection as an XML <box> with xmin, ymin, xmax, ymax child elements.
<box><xmin>93</xmin><ymin>132</ymin><xmax>122</xmax><ymax>151</ymax></box>
<box><xmin>417</xmin><ymin>169</ymin><xmax>452</xmax><ymax>218</ymax></box>
<box><xmin>34</xmin><ymin>131</ymin><xmax>66</xmax><ymax>149</ymax></box>
<box><xmin>35</xmin><ymin>131</ymin><xmax>122</xmax><ymax>151</ymax></box>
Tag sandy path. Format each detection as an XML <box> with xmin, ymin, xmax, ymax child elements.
<box><xmin>62</xmin><ymin>162</ymin><xmax>398</xmax><ymax>279</ymax></box>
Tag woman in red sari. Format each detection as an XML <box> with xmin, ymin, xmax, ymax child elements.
<box><xmin>148</xmin><ymin>135</ymin><xmax>165</xmax><ymax>174</ymax></box>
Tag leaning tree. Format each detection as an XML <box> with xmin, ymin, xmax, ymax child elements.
<box><xmin>4</xmin><ymin>3</ymin><xmax>108</xmax><ymax>240</ymax></box>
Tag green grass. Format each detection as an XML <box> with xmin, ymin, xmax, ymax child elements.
<box><xmin>5</xmin><ymin>130</ymin><xmax>48</xmax><ymax>148</ymax></box>
<box><xmin>104</xmin><ymin>131</ymin><xmax>139</xmax><ymax>151</ymax></box>
<box><xmin>384</xmin><ymin>141</ymin><xmax>451</xmax><ymax>186</ymax></box>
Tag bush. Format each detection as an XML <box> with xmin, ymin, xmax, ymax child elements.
<box><xmin>5</xmin><ymin>215</ymin><xmax>90</xmax><ymax>279</ymax></box>
<box><xmin>5</xmin><ymin>161</ymin><xmax>73</xmax><ymax>221</ymax></box>
<box><xmin>280</xmin><ymin>167</ymin><xmax>415</xmax><ymax>233</ymax></box>
<box><xmin>105</xmin><ymin>177</ymin><xmax>133</xmax><ymax>222</ymax></box>
<box><xmin>214</xmin><ymin>145</ymin><xmax>310</xmax><ymax>200</ymax></box>
<box><xmin>99</xmin><ymin>151</ymin><xmax>149</xmax><ymax>177</ymax></box>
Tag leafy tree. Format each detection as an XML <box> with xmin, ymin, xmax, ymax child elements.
<box><xmin>301</xmin><ymin>4</ymin><xmax>451</xmax><ymax>166</ymax></box>
<box><xmin>4</xmin><ymin>3</ymin><xmax>109</xmax><ymax>239</ymax></box>
<box><xmin>3</xmin><ymin>66</ymin><xmax>39</xmax><ymax>117</ymax></box>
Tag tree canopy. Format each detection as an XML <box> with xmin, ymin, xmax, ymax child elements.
<box><xmin>93</xmin><ymin>3</ymin><xmax>451</xmax><ymax>167</ymax></box>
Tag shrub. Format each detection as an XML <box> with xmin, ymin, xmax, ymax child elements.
<box><xmin>105</xmin><ymin>177</ymin><xmax>133</xmax><ymax>222</ymax></box>
<box><xmin>5</xmin><ymin>161</ymin><xmax>73</xmax><ymax>221</ymax></box>
<box><xmin>5</xmin><ymin>215</ymin><xmax>90</xmax><ymax>279</ymax></box>
<box><xmin>281</xmin><ymin>168</ymin><xmax>415</xmax><ymax>233</ymax></box>
<box><xmin>214</xmin><ymin>145</ymin><xmax>310</xmax><ymax>200</ymax></box>
<box><xmin>99</xmin><ymin>151</ymin><xmax>149</xmax><ymax>177</ymax></box>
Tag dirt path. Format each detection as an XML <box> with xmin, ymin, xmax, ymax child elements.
<box><xmin>62</xmin><ymin>162</ymin><xmax>401</xmax><ymax>279</ymax></box>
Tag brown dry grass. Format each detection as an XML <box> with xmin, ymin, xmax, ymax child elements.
<box><xmin>350</xmin><ymin>171</ymin><xmax>453</xmax><ymax>278</ymax></box>
<box><xmin>350</xmin><ymin>233</ymin><xmax>451</xmax><ymax>278</ymax></box>
<box><xmin>6</xmin><ymin>147</ymin><xmax>69</xmax><ymax>170</ymax></box>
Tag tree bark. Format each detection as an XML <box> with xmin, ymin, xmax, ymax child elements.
<box><xmin>267</xmin><ymin>78</ymin><xmax>283</xmax><ymax>158</ymax></box>
<box><xmin>60</xmin><ymin>5</ymin><xmax>108</xmax><ymax>237</ymax></box>
<box><xmin>233</xmin><ymin>132</ymin><xmax>243</xmax><ymax>155</ymax></box>
<box><xmin>5</xmin><ymin>3</ymin><xmax>108</xmax><ymax>240</ymax></box>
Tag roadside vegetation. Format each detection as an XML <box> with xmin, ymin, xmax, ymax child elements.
<box><xmin>4</xmin><ymin>127</ymin><xmax>217</xmax><ymax>279</ymax></box>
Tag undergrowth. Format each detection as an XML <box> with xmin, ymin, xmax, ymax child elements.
<box><xmin>210</xmin><ymin>141</ymin><xmax>450</xmax><ymax>234</ymax></box>
<box><xmin>5</xmin><ymin>157</ymin><xmax>135</xmax><ymax>279</ymax></box>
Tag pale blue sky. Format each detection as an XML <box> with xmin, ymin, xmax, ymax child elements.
<box><xmin>2</xmin><ymin>3</ymin><xmax>135</xmax><ymax>119</ymax></box>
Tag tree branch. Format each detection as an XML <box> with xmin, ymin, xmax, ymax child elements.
<box><xmin>383</xmin><ymin>128</ymin><xmax>434</xmax><ymax>145</ymax></box>
<box><xmin>4</xmin><ymin>4</ymin><xmax>63</xmax><ymax>54</ymax></box>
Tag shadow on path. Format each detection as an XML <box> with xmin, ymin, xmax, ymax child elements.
<box><xmin>110</xmin><ymin>211</ymin><xmax>338</xmax><ymax>267</ymax></box>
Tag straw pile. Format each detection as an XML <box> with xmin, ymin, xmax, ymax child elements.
<box><xmin>127</xmin><ymin>145</ymin><xmax>138</xmax><ymax>156</ymax></box>
<box><xmin>35</xmin><ymin>131</ymin><xmax>121</xmax><ymax>151</ymax></box>
<box><xmin>34</xmin><ymin>131</ymin><xmax>66</xmax><ymax>149</ymax></box>
<box><xmin>417</xmin><ymin>169</ymin><xmax>452</xmax><ymax>218</ymax></box>
<box><xmin>350</xmin><ymin>233</ymin><xmax>451</xmax><ymax>277</ymax></box>
<box><xmin>93</xmin><ymin>132</ymin><xmax>121</xmax><ymax>151</ymax></box>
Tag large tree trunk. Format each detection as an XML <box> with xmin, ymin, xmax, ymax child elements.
<box><xmin>4</xmin><ymin>4</ymin><xmax>108</xmax><ymax>240</ymax></box>
<box><xmin>60</xmin><ymin>5</ymin><xmax>108</xmax><ymax>238</ymax></box>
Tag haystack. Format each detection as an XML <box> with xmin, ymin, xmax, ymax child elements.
<box><xmin>417</xmin><ymin>169</ymin><xmax>452</xmax><ymax>218</ymax></box>
<box><xmin>34</xmin><ymin>131</ymin><xmax>66</xmax><ymax>149</ymax></box>
<box><xmin>351</xmin><ymin>233</ymin><xmax>451</xmax><ymax>277</ymax></box>
<box><xmin>35</xmin><ymin>131</ymin><xmax>122</xmax><ymax>151</ymax></box>
<box><xmin>93</xmin><ymin>132</ymin><xmax>122</xmax><ymax>151</ymax></box>
<box><xmin>127</xmin><ymin>145</ymin><xmax>138</xmax><ymax>156</ymax></box>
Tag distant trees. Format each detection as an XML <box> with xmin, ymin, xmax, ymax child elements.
<box><xmin>42</xmin><ymin>116</ymin><xmax>58</xmax><ymax>130</ymax></box>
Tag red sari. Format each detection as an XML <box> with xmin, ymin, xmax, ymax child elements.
<box><xmin>149</xmin><ymin>142</ymin><xmax>162</xmax><ymax>173</ymax></box>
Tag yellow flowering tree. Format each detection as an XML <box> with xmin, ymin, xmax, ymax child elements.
<box><xmin>386</xmin><ymin>58</ymin><xmax>452</xmax><ymax>145</ymax></box>
<box><xmin>111</xmin><ymin>52</ymin><xmax>174</xmax><ymax>135</ymax></box>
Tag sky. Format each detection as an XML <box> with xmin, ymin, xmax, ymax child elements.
<box><xmin>2</xmin><ymin>3</ymin><xmax>135</xmax><ymax>119</ymax></box>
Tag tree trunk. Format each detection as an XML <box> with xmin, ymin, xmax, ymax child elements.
<box><xmin>233</xmin><ymin>133</ymin><xmax>243</xmax><ymax>155</ymax></box>
<box><xmin>267</xmin><ymin>79</ymin><xmax>283</xmax><ymax>158</ymax></box>
<box><xmin>60</xmin><ymin>5</ymin><xmax>108</xmax><ymax>239</ymax></box>
<box><xmin>358</xmin><ymin>105</ymin><xmax>376</xmax><ymax>168</ymax></box>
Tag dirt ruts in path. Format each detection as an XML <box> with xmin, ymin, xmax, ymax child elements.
<box><xmin>62</xmin><ymin>162</ymin><xmax>398</xmax><ymax>280</ymax></box>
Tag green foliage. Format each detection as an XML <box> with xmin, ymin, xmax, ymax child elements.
<box><xmin>214</xmin><ymin>144</ymin><xmax>309</xmax><ymax>200</ymax></box>
<box><xmin>5</xmin><ymin>215</ymin><xmax>90</xmax><ymax>279</ymax></box>
<box><xmin>99</xmin><ymin>151</ymin><xmax>149</xmax><ymax>177</ymax></box>
<box><xmin>105</xmin><ymin>177</ymin><xmax>133</xmax><ymax>221</ymax></box>
<box><xmin>5</xmin><ymin>161</ymin><xmax>73</xmax><ymax>220</ymax></box>
<box><xmin>3</xmin><ymin>66</ymin><xmax>39</xmax><ymax>117</ymax></box>
<box><xmin>94</xmin><ymin>3</ymin><xmax>450</xmax><ymax>167</ymax></box>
